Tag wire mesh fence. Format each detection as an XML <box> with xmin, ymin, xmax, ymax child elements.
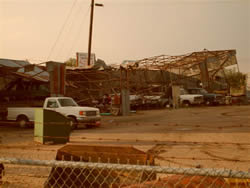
<box><xmin>0</xmin><ymin>157</ymin><xmax>250</xmax><ymax>188</ymax></box>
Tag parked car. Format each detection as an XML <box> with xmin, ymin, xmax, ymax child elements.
<box><xmin>187</xmin><ymin>88</ymin><xmax>224</xmax><ymax>105</ymax></box>
<box><xmin>142</xmin><ymin>89</ymin><xmax>204</xmax><ymax>108</ymax></box>
<box><xmin>143</xmin><ymin>94</ymin><xmax>169</xmax><ymax>108</ymax></box>
<box><xmin>5</xmin><ymin>97</ymin><xmax>101</xmax><ymax>129</ymax></box>
<box><xmin>129</xmin><ymin>95</ymin><xmax>143</xmax><ymax>110</ymax></box>
<box><xmin>180</xmin><ymin>88</ymin><xmax>204</xmax><ymax>107</ymax></box>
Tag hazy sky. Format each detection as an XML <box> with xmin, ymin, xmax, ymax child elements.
<box><xmin>0</xmin><ymin>0</ymin><xmax>249</xmax><ymax>71</ymax></box>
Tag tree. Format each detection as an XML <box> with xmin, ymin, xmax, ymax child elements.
<box><xmin>225</xmin><ymin>68</ymin><xmax>246</xmax><ymax>89</ymax></box>
<box><xmin>65</xmin><ymin>58</ymin><xmax>76</xmax><ymax>67</ymax></box>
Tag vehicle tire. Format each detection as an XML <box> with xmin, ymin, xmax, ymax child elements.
<box><xmin>182</xmin><ymin>101</ymin><xmax>191</xmax><ymax>107</ymax></box>
<box><xmin>206</xmin><ymin>101</ymin><xmax>211</xmax><ymax>105</ymax></box>
<box><xmin>162</xmin><ymin>102</ymin><xmax>168</xmax><ymax>108</ymax></box>
<box><xmin>68</xmin><ymin>116</ymin><xmax>77</xmax><ymax>130</ymax></box>
<box><xmin>85</xmin><ymin>124</ymin><xmax>93</xmax><ymax>129</ymax></box>
<box><xmin>17</xmin><ymin>115</ymin><xmax>29</xmax><ymax>128</ymax></box>
<box><xmin>212</xmin><ymin>102</ymin><xmax>219</xmax><ymax>106</ymax></box>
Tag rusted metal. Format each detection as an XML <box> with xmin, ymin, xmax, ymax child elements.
<box><xmin>125</xmin><ymin>50</ymin><xmax>236</xmax><ymax>72</ymax></box>
<box><xmin>64</xmin><ymin>49</ymin><xmax>239</xmax><ymax>111</ymax></box>
<box><xmin>46</xmin><ymin>61</ymin><xmax>66</xmax><ymax>97</ymax></box>
<box><xmin>45</xmin><ymin>144</ymin><xmax>156</xmax><ymax>187</ymax></box>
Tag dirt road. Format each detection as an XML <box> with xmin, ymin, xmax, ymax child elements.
<box><xmin>0</xmin><ymin>105</ymin><xmax>250</xmax><ymax>171</ymax></box>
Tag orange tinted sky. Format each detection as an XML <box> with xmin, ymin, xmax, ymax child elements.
<box><xmin>0</xmin><ymin>0</ymin><xmax>249</xmax><ymax>71</ymax></box>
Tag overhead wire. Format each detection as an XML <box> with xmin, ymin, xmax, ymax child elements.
<box><xmin>66</xmin><ymin>6</ymin><xmax>90</xmax><ymax>59</ymax></box>
<box><xmin>55</xmin><ymin>2</ymin><xmax>90</xmax><ymax>61</ymax></box>
<box><xmin>46</xmin><ymin>0</ymin><xmax>78</xmax><ymax>61</ymax></box>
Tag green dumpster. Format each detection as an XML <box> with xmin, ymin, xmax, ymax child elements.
<box><xmin>34</xmin><ymin>109</ymin><xmax>70</xmax><ymax>144</ymax></box>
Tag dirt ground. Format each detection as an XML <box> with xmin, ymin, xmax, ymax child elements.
<box><xmin>0</xmin><ymin>105</ymin><xmax>250</xmax><ymax>172</ymax></box>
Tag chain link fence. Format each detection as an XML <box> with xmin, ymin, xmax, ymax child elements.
<box><xmin>0</xmin><ymin>157</ymin><xmax>250</xmax><ymax>188</ymax></box>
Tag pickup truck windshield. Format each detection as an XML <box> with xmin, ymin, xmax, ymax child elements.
<box><xmin>58</xmin><ymin>99</ymin><xmax>78</xmax><ymax>107</ymax></box>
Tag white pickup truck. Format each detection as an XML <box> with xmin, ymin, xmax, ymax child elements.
<box><xmin>6</xmin><ymin>97</ymin><xmax>101</xmax><ymax>129</ymax></box>
<box><xmin>180</xmin><ymin>88</ymin><xmax>204</xmax><ymax>107</ymax></box>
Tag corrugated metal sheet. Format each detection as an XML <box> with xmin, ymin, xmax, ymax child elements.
<box><xmin>14</xmin><ymin>72</ymin><xmax>49</xmax><ymax>82</ymax></box>
<box><xmin>0</xmin><ymin>59</ymin><xmax>29</xmax><ymax>68</ymax></box>
<box><xmin>0</xmin><ymin>58</ymin><xmax>49</xmax><ymax>82</ymax></box>
<box><xmin>17</xmin><ymin>66</ymin><xmax>49</xmax><ymax>82</ymax></box>
<box><xmin>46</xmin><ymin>61</ymin><xmax>65</xmax><ymax>96</ymax></box>
<box><xmin>126</xmin><ymin>50</ymin><xmax>237</xmax><ymax>74</ymax></box>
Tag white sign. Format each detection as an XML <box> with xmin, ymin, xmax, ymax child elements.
<box><xmin>76</xmin><ymin>52</ymin><xmax>96</xmax><ymax>68</ymax></box>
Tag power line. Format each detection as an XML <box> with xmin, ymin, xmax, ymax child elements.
<box><xmin>47</xmin><ymin>0</ymin><xmax>78</xmax><ymax>61</ymax></box>
<box><xmin>66</xmin><ymin>6</ymin><xmax>90</xmax><ymax>59</ymax></box>
<box><xmin>56</xmin><ymin>3</ymin><xmax>90</xmax><ymax>61</ymax></box>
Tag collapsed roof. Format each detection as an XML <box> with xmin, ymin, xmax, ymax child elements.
<box><xmin>0</xmin><ymin>58</ymin><xmax>29</xmax><ymax>68</ymax></box>
<box><xmin>0</xmin><ymin>58</ymin><xmax>49</xmax><ymax>82</ymax></box>
<box><xmin>123</xmin><ymin>50</ymin><xmax>237</xmax><ymax>77</ymax></box>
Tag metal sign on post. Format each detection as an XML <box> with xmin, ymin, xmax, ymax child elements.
<box><xmin>76</xmin><ymin>52</ymin><xmax>96</xmax><ymax>68</ymax></box>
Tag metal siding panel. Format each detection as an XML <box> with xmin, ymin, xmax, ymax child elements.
<box><xmin>54</xmin><ymin>65</ymin><xmax>58</xmax><ymax>96</ymax></box>
<box><xmin>60</xmin><ymin>64</ymin><xmax>65</xmax><ymax>96</ymax></box>
<box><xmin>46</xmin><ymin>62</ymin><xmax>66</xmax><ymax>97</ymax></box>
<box><xmin>199</xmin><ymin>61</ymin><xmax>210</xmax><ymax>89</ymax></box>
<box><xmin>121</xmin><ymin>89</ymin><xmax>130</xmax><ymax>116</ymax></box>
<box><xmin>57</xmin><ymin>64</ymin><xmax>60</xmax><ymax>96</ymax></box>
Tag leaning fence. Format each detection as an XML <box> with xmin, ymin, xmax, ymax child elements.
<box><xmin>0</xmin><ymin>157</ymin><xmax>249</xmax><ymax>188</ymax></box>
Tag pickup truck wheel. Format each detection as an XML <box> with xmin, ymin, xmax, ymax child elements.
<box><xmin>17</xmin><ymin>116</ymin><xmax>29</xmax><ymax>128</ymax></box>
<box><xmin>163</xmin><ymin>102</ymin><xmax>170</xmax><ymax>108</ymax></box>
<box><xmin>68</xmin><ymin>117</ymin><xmax>77</xmax><ymax>130</ymax></box>
<box><xmin>85</xmin><ymin>124</ymin><xmax>93</xmax><ymax>129</ymax></box>
<box><xmin>182</xmin><ymin>101</ymin><xmax>191</xmax><ymax>107</ymax></box>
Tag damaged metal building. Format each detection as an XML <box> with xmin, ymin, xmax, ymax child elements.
<box><xmin>0</xmin><ymin>49</ymin><xmax>239</xmax><ymax>108</ymax></box>
<box><xmin>65</xmin><ymin>49</ymin><xmax>238</xmax><ymax>105</ymax></box>
<box><xmin>0</xmin><ymin>59</ymin><xmax>50</xmax><ymax>107</ymax></box>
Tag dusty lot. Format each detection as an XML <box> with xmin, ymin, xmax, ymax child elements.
<box><xmin>0</xmin><ymin>105</ymin><xmax>250</xmax><ymax>171</ymax></box>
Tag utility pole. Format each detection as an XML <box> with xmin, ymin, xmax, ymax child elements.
<box><xmin>87</xmin><ymin>0</ymin><xmax>103</xmax><ymax>66</ymax></box>
<box><xmin>87</xmin><ymin>0</ymin><xmax>94</xmax><ymax>66</ymax></box>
